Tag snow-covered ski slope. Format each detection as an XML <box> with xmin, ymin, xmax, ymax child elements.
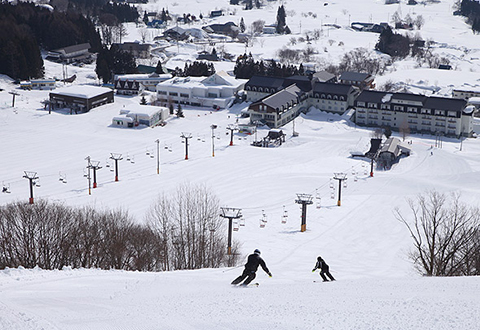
<box><xmin>1</xmin><ymin>0</ymin><xmax>480</xmax><ymax>328</ymax></box>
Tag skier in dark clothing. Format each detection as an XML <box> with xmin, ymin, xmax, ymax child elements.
<box><xmin>231</xmin><ymin>249</ymin><xmax>272</xmax><ymax>285</ymax></box>
<box><xmin>312</xmin><ymin>256</ymin><xmax>335</xmax><ymax>282</ymax></box>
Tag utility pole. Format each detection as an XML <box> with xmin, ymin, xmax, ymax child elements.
<box><xmin>90</xmin><ymin>160</ymin><xmax>102</xmax><ymax>188</ymax></box>
<box><xmin>295</xmin><ymin>193</ymin><xmax>313</xmax><ymax>232</ymax></box>
<box><xmin>211</xmin><ymin>124</ymin><xmax>217</xmax><ymax>157</ymax></box>
<box><xmin>333</xmin><ymin>173</ymin><xmax>347</xmax><ymax>206</ymax></box>
<box><xmin>226</xmin><ymin>124</ymin><xmax>236</xmax><ymax>146</ymax></box>
<box><xmin>219</xmin><ymin>207</ymin><xmax>242</xmax><ymax>255</ymax></box>
<box><xmin>181</xmin><ymin>132</ymin><xmax>192</xmax><ymax>160</ymax></box>
<box><xmin>23</xmin><ymin>171</ymin><xmax>39</xmax><ymax>204</ymax></box>
<box><xmin>110</xmin><ymin>153</ymin><xmax>123</xmax><ymax>181</ymax></box>
<box><xmin>155</xmin><ymin>139</ymin><xmax>160</xmax><ymax>174</ymax></box>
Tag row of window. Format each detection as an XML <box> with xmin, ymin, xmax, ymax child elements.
<box><xmin>357</xmin><ymin>105</ymin><xmax>459</xmax><ymax>117</ymax></box>
<box><xmin>245</xmin><ymin>86</ymin><xmax>277</xmax><ymax>93</ymax></box>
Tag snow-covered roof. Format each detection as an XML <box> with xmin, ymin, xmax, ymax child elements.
<box><xmin>52</xmin><ymin>85</ymin><xmax>112</xmax><ymax>99</ymax></box>
<box><xmin>123</xmin><ymin>105</ymin><xmax>168</xmax><ymax>117</ymax></box>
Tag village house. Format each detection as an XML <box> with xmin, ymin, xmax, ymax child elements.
<box><xmin>312</xmin><ymin>71</ymin><xmax>337</xmax><ymax>84</ymax></box>
<box><xmin>339</xmin><ymin>71</ymin><xmax>375</xmax><ymax>90</ymax></box>
<box><xmin>46</xmin><ymin>43</ymin><xmax>93</xmax><ymax>63</ymax></box>
<box><xmin>49</xmin><ymin>85</ymin><xmax>114</xmax><ymax>113</ymax></box>
<box><xmin>355</xmin><ymin>90</ymin><xmax>473</xmax><ymax>137</ymax></box>
<box><xmin>112</xmin><ymin>105</ymin><xmax>169</xmax><ymax>128</ymax></box>
<box><xmin>20</xmin><ymin>79</ymin><xmax>56</xmax><ymax>90</ymax></box>
<box><xmin>113</xmin><ymin>42</ymin><xmax>152</xmax><ymax>59</ymax></box>
<box><xmin>156</xmin><ymin>71</ymin><xmax>246</xmax><ymax>109</ymax></box>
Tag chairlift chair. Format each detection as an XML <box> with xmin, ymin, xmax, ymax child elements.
<box><xmin>2</xmin><ymin>184</ymin><xmax>11</xmax><ymax>193</ymax></box>
<box><xmin>233</xmin><ymin>222</ymin><xmax>239</xmax><ymax>231</ymax></box>
<box><xmin>259</xmin><ymin>219</ymin><xmax>265</xmax><ymax>228</ymax></box>
<box><xmin>239</xmin><ymin>217</ymin><xmax>245</xmax><ymax>226</ymax></box>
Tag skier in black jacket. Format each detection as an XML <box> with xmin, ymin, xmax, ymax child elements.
<box><xmin>312</xmin><ymin>256</ymin><xmax>335</xmax><ymax>282</ymax></box>
<box><xmin>231</xmin><ymin>249</ymin><xmax>272</xmax><ymax>285</ymax></box>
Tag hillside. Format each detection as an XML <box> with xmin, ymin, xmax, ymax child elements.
<box><xmin>1</xmin><ymin>0</ymin><xmax>480</xmax><ymax>329</ymax></box>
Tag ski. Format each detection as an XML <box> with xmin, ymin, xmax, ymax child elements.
<box><xmin>313</xmin><ymin>280</ymin><xmax>335</xmax><ymax>283</ymax></box>
<box><xmin>232</xmin><ymin>282</ymin><xmax>259</xmax><ymax>287</ymax></box>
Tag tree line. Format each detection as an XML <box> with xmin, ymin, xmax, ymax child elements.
<box><xmin>0</xmin><ymin>2</ymin><xmax>101</xmax><ymax>80</ymax></box>
<box><xmin>458</xmin><ymin>0</ymin><xmax>480</xmax><ymax>33</ymax></box>
<box><xmin>234</xmin><ymin>53</ymin><xmax>307</xmax><ymax>79</ymax></box>
<box><xmin>0</xmin><ymin>184</ymin><xmax>239</xmax><ymax>271</ymax></box>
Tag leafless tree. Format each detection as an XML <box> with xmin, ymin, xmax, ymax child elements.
<box><xmin>147</xmin><ymin>183</ymin><xmax>239</xmax><ymax>270</ymax></box>
<box><xmin>395</xmin><ymin>191</ymin><xmax>480</xmax><ymax>276</ymax></box>
<box><xmin>251</xmin><ymin>20</ymin><xmax>265</xmax><ymax>34</ymax></box>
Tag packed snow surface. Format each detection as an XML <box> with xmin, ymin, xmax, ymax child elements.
<box><xmin>1</xmin><ymin>0</ymin><xmax>480</xmax><ymax>328</ymax></box>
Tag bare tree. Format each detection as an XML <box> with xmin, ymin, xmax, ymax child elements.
<box><xmin>147</xmin><ymin>183</ymin><xmax>239</xmax><ymax>270</ymax></box>
<box><xmin>395</xmin><ymin>191</ymin><xmax>480</xmax><ymax>276</ymax></box>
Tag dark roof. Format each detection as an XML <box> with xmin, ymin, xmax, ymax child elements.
<box><xmin>390</xmin><ymin>92</ymin><xmax>427</xmax><ymax>103</ymax></box>
<box><xmin>115</xmin><ymin>42</ymin><xmax>151</xmax><ymax>52</ymax></box>
<box><xmin>54</xmin><ymin>43</ymin><xmax>91</xmax><ymax>54</ymax></box>
<box><xmin>245</xmin><ymin>75</ymin><xmax>285</xmax><ymax>90</ymax></box>
<box><xmin>339</xmin><ymin>71</ymin><xmax>371</xmax><ymax>82</ymax></box>
<box><xmin>283</xmin><ymin>75</ymin><xmax>312</xmax><ymax>92</ymax></box>
<box><xmin>424</xmin><ymin>97</ymin><xmax>466</xmax><ymax>111</ymax></box>
<box><xmin>355</xmin><ymin>90</ymin><xmax>388</xmax><ymax>103</ymax></box>
<box><xmin>312</xmin><ymin>82</ymin><xmax>354</xmax><ymax>96</ymax></box>
<box><xmin>260</xmin><ymin>85</ymin><xmax>301</xmax><ymax>110</ymax></box>
<box><xmin>313</xmin><ymin>71</ymin><xmax>336</xmax><ymax>82</ymax></box>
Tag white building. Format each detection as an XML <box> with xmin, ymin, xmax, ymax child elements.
<box><xmin>112</xmin><ymin>105</ymin><xmax>169</xmax><ymax>128</ymax></box>
<box><xmin>355</xmin><ymin>90</ymin><xmax>473</xmax><ymax>137</ymax></box>
<box><xmin>156</xmin><ymin>71</ymin><xmax>246</xmax><ymax>109</ymax></box>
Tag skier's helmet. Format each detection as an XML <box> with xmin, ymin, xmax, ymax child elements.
<box><xmin>254</xmin><ymin>249</ymin><xmax>261</xmax><ymax>255</ymax></box>
<box><xmin>317</xmin><ymin>256</ymin><xmax>322</xmax><ymax>261</ymax></box>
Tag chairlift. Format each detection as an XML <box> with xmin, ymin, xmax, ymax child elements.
<box><xmin>239</xmin><ymin>217</ymin><xmax>245</xmax><ymax>226</ymax></box>
<box><xmin>110</xmin><ymin>166</ymin><xmax>114</xmax><ymax>172</ymax></box>
<box><xmin>130</xmin><ymin>156</ymin><xmax>135</xmax><ymax>164</ymax></box>
<box><xmin>146</xmin><ymin>149</ymin><xmax>151</xmax><ymax>155</ymax></box>
<box><xmin>281</xmin><ymin>209</ymin><xmax>288</xmax><ymax>224</ymax></box>
<box><xmin>343</xmin><ymin>181</ymin><xmax>347</xmax><ymax>188</ymax></box>
<box><xmin>354</xmin><ymin>176</ymin><xmax>358</xmax><ymax>182</ymax></box>
<box><xmin>260</xmin><ymin>219</ymin><xmax>265</xmax><ymax>228</ymax></box>
<box><xmin>126</xmin><ymin>154</ymin><xmax>131</xmax><ymax>161</ymax></box>
<box><xmin>329</xmin><ymin>180</ymin><xmax>334</xmax><ymax>189</ymax></box>
<box><xmin>2</xmin><ymin>183</ymin><xmax>11</xmax><ymax>194</ymax></box>
<box><xmin>34</xmin><ymin>179</ymin><xmax>41</xmax><ymax>188</ymax></box>
<box><xmin>105</xmin><ymin>160</ymin><xmax>110</xmax><ymax>168</ymax></box>
<box><xmin>169</xmin><ymin>146</ymin><xmax>173</xmax><ymax>152</ymax></box>
<box><xmin>330</xmin><ymin>192</ymin><xmax>335</xmax><ymax>199</ymax></box>
<box><xmin>83</xmin><ymin>169</ymin><xmax>88</xmax><ymax>177</ymax></box>
<box><xmin>233</xmin><ymin>222</ymin><xmax>239</xmax><ymax>231</ymax></box>
<box><xmin>202</xmin><ymin>138</ymin><xmax>205</xmax><ymax>143</ymax></box>
<box><xmin>364</xmin><ymin>169</ymin><xmax>368</xmax><ymax>175</ymax></box>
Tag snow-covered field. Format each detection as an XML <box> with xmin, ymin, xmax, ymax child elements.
<box><xmin>1</xmin><ymin>0</ymin><xmax>480</xmax><ymax>328</ymax></box>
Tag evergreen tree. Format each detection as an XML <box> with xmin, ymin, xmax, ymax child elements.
<box><xmin>276</xmin><ymin>5</ymin><xmax>286</xmax><ymax>34</ymax></box>
<box><xmin>143</xmin><ymin>11</ymin><xmax>149</xmax><ymax>25</ymax></box>
<box><xmin>155</xmin><ymin>60</ymin><xmax>164</xmax><ymax>74</ymax></box>
<box><xmin>140</xmin><ymin>96</ymin><xmax>147</xmax><ymax>105</ymax></box>
<box><xmin>239</xmin><ymin>17</ymin><xmax>246</xmax><ymax>33</ymax></box>
<box><xmin>176</xmin><ymin>103</ymin><xmax>184</xmax><ymax>117</ymax></box>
